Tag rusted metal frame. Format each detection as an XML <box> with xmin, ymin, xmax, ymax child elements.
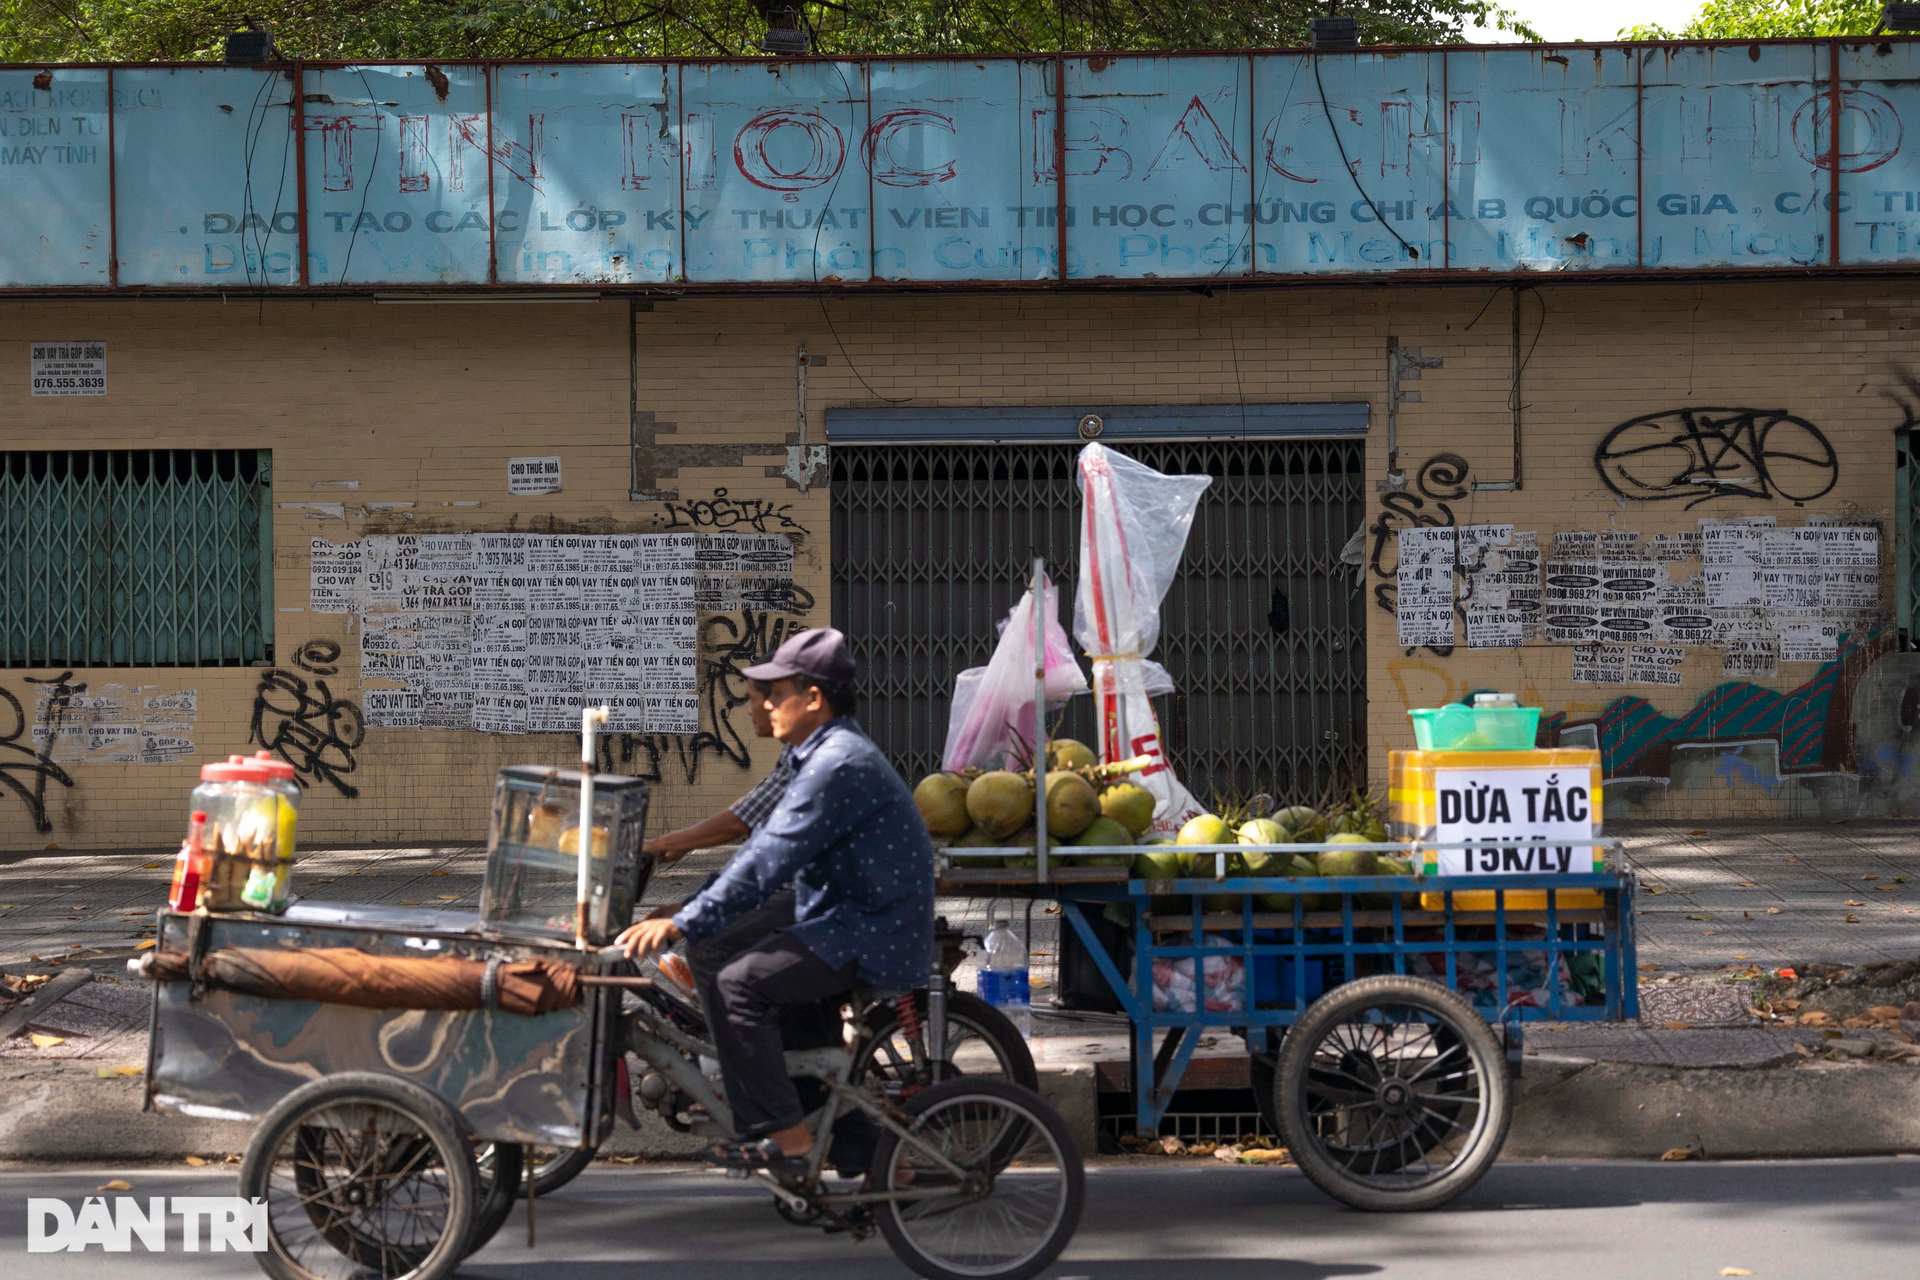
<box><xmin>106</xmin><ymin>69</ymin><xmax>117</xmax><ymax>287</ymax></box>
<box><xmin>1829</xmin><ymin>40</ymin><xmax>1842</xmax><ymax>267</ymax></box>
<box><xmin>292</xmin><ymin>63</ymin><xmax>309</xmax><ymax>287</ymax></box>
<box><xmin>677</xmin><ymin>63</ymin><xmax>688</xmax><ymax>282</ymax></box>
<box><xmin>20</xmin><ymin>36</ymin><xmax>1920</xmax><ymax>74</ymax></box>
<box><xmin>486</xmin><ymin>68</ymin><xmax>499</xmax><ymax>284</ymax></box>
<box><xmin>1054</xmin><ymin>51</ymin><xmax>1067</xmax><ymax>284</ymax></box>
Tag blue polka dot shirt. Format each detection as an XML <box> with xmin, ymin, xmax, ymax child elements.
<box><xmin>673</xmin><ymin>716</ymin><xmax>935</xmax><ymax>991</ymax></box>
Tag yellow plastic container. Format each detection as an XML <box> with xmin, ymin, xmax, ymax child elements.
<box><xmin>1389</xmin><ymin>747</ymin><xmax>1606</xmax><ymax>911</ymax></box>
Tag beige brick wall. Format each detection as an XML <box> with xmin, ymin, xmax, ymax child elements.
<box><xmin>0</xmin><ymin>281</ymin><xmax>1910</xmax><ymax>848</ymax></box>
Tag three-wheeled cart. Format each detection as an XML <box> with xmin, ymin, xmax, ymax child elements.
<box><xmin>940</xmin><ymin>838</ymin><xmax>1638</xmax><ymax>1211</ymax></box>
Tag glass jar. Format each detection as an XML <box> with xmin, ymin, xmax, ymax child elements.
<box><xmin>188</xmin><ymin>752</ymin><xmax>300</xmax><ymax>913</ymax></box>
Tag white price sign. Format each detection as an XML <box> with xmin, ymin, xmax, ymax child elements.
<box><xmin>1431</xmin><ymin>765</ymin><xmax>1598</xmax><ymax>876</ymax></box>
<box><xmin>508</xmin><ymin>456</ymin><xmax>562</xmax><ymax>495</ymax></box>
<box><xmin>31</xmin><ymin>341</ymin><xmax>106</xmax><ymax>396</ymax></box>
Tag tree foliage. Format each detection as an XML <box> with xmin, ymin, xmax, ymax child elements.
<box><xmin>1620</xmin><ymin>0</ymin><xmax>1883</xmax><ymax>40</ymax></box>
<box><xmin>0</xmin><ymin>0</ymin><xmax>1539</xmax><ymax>63</ymax></box>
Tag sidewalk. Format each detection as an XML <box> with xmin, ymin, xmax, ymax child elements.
<box><xmin>3</xmin><ymin>821</ymin><xmax>1918</xmax><ymax>1161</ymax></box>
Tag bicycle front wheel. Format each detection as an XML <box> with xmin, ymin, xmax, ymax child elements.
<box><xmin>868</xmin><ymin>1077</ymin><xmax>1083</xmax><ymax>1280</ymax></box>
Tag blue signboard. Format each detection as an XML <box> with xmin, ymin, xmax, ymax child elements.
<box><xmin>3</xmin><ymin>43</ymin><xmax>1918</xmax><ymax>289</ymax></box>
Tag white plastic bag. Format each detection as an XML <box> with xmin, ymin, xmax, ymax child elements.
<box><xmin>942</xmin><ymin>575</ymin><xmax>1087</xmax><ymax>773</ymax></box>
<box><xmin>1074</xmin><ymin>442</ymin><xmax>1212</xmax><ymax>836</ymax></box>
<box><xmin>1151</xmin><ymin>936</ymin><xmax>1246</xmax><ymax>1013</ymax></box>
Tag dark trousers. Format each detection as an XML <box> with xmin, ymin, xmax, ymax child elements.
<box><xmin>687</xmin><ymin>890</ymin><xmax>837</xmax><ymax>1051</ymax></box>
<box><xmin>703</xmin><ymin>931</ymin><xmax>858</xmax><ymax>1136</ymax></box>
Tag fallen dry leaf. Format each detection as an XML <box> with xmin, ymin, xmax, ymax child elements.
<box><xmin>1732</xmin><ymin>954</ymin><xmax>1750</xmax><ymax>960</ymax></box>
<box><xmin>114</xmin><ymin>1066</ymin><xmax>142</xmax><ymax>1076</ymax></box>
<box><xmin>1213</xmin><ymin>1144</ymin><xmax>1242</xmax><ymax>1162</ymax></box>
<box><xmin>1664</xmin><ymin>1021</ymin><xmax>1693</xmax><ymax>1031</ymax></box>
<box><xmin>1862</xmin><ymin>874</ymin><xmax>1879</xmax><ymax>881</ymax></box>
<box><xmin>1823</xmin><ymin>1029</ymin><xmax>1845</xmax><ymax>1041</ymax></box>
<box><xmin>134</xmin><ymin>939</ymin><xmax>156</xmax><ymax>951</ymax></box>
<box><xmin>1869</xmin><ymin>1006</ymin><xmax>1904</xmax><ymax>1020</ymax></box>
<box><xmin>1777</xmin><ymin>998</ymin><xmax>1801</xmax><ymax>1011</ymax></box>
<box><xmin>1688</xmin><ymin>829</ymin><xmax>1708</xmax><ymax>835</ymax></box>
<box><xmin>95</xmin><ymin>1068</ymin><xmax>118</xmax><ymax>1079</ymax></box>
<box><xmin>29</xmin><ymin>1033</ymin><xmax>65</xmax><ymax>1049</ymax></box>
<box><xmin>141</xmin><ymin>862</ymin><xmax>163</xmax><ymax>869</ymax></box>
<box><xmin>400</xmin><ymin>900</ymin><xmax>421</xmax><ymax>906</ymax></box>
<box><xmin>1238</xmin><ymin>1148</ymin><xmax>1292</xmax><ymax>1165</ymax></box>
<box><xmin>1801</xmin><ymin>1010</ymin><xmax>1834</xmax><ymax>1026</ymax></box>
<box><xmin>1845</xmin><ymin>900</ymin><xmax>1867</xmax><ymax>907</ymax></box>
<box><xmin>1703</xmin><ymin>930</ymin><xmax>1716</xmax><ymax>936</ymax></box>
<box><xmin>1876</xmin><ymin>886</ymin><xmax>1897</xmax><ymax>892</ymax></box>
<box><xmin>435</xmin><ymin>894</ymin><xmax>460</xmax><ymax>901</ymax></box>
<box><xmin>1659</xmin><ymin>1147</ymin><xmax>1696</xmax><ymax>1161</ymax></box>
<box><xmin>428</xmin><ymin>870</ymin><xmax>448</xmax><ymax>877</ymax></box>
<box><xmin>96</xmin><ymin>1180</ymin><xmax>132</xmax><ymax>1192</ymax></box>
<box><xmin>1844</xmin><ymin>914</ymin><xmax>1861</xmax><ymax>924</ymax></box>
<box><xmin>1736</xmin><ymin>882</ymin><xmax>1757</xmax><ymax>888</ymax></box>
<box><xmin>1766</xmin><ymin>907</ymin><xmax>1783</xmax><ymax>915</ymax></box>
<box><xmin>1721</xmin><ymin>1269</ymin><xmax>1753</xmax><ymax>1276</ymax></box>
<box><xmin>1842</xmin><ymin>1016</ymin><xmax>1876</xmax><ymax>1028</ymax></box>
<box><xmin>184</xmin><ymin>1156</ymin><xmax>207</xmax><ymax>1167</ymax></box>
<box><xmin>1686</xmin><ymin>914</ymin><xmax>1713</xmax><ymax>921</ymax></box>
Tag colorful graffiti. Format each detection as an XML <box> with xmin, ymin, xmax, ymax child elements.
<box><xmin>1540</xmin><ymin>631</ymin><xmax>1920</xmax><ymax>818</ymax></box>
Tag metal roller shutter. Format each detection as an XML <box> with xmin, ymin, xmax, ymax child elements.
<box><xmin>830</xmin><ymin>438</ymin><xmax>1367</xmax><ymax>803</ymax></box>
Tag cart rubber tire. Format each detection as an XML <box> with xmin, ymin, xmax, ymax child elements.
<box><xmin>852</xmin><ymin>990</ymin><xmax>1038</xmax><ymax>1093</ymax></box>
<box><xmin>240</xmin><ymin>1071</ymin><xmax>478</xmax><ymax>1280</ymax></box>
<box><xmin>869</xmin><ymin>1076</ymin><xmax>1084</xmax><ymax>1280</ymax></box>
<box><xmin>1273</xmin><ymin>974</ymin><xmax>1509</xmax><ymax>1213</ymax></box>
<box><xmin>466</xmin><ymin>1141</ymin><xmax>524</xmax><ymax>1257</ymax></box>
<box><xmin>525</xmin><ymin>1144</ymin><xmax>595</xmax><ymax>1196</ymax></box>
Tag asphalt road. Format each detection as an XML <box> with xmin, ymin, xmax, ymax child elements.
<box><xmin>3</xmin><ymin>1157</ymin><xmax>1918</xmax><ymax>1279</ymax></box>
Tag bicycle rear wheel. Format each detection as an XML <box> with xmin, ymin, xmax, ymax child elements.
<box><xmin>868</xmin><ymin>1077</ymin><xmax>1083</xmax><ymax>1280</ymax></box>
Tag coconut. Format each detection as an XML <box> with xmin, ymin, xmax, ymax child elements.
<box><xmin>1068</xmin><ymin>815</ymin><xmax>1135</xmax><ymax>867</ymax></box>
<box><xmin>1317</xmin><ymin>832</ymin><xmax>1379</xmax><ymax>878</ymax></box>
<box><xmin>1237</xmin><ymin>817</ymin><xmax>1287</xmax><ymax>846</ymax></box>
<box><xmin>1044</xmin><ymin>770</ymin><xmax>1100</xmax><ymax>839</ymax></box>
<box><xmin>1132</xmin><ymin>848</ymin><xmax>1186</xmax><ymax>914</ymax></box>
<box><xmin>950</xmin><ymin>826</ymin><xmax>1000</xmax><ymax>847</ymax></box>
<box><xmin>1047</xmin><ymin>738</ymin><xmax>1097</xmax><ymax>772</ymax></box>
<box><xmin>1099</xmin><ymin>783</ymin><xmax>1156</xmax><ymax>837</ymax></box>
<box><xmin>1176</xmin><ymin>814</ymin><xmax>1231</xmax><ymax>845</ymax></box>
<box><xmin>966</xmin><ymin>770</ymin><xmax>1034</xmax><ymax>841</ymax></box>
<box><xmin>1275</xmin><ymin>805</ymin><xmax>1327</xmax><ymax>842</ymax></box>
<box><xmin>1001</xmin><ymin>823</ymin><xmax>1048</xmax><ymax>870</ymax></box>
<box><xmin>913</xmin><ymin>773</ymin><xmax>973</xmax><ymax>837</ymax></box>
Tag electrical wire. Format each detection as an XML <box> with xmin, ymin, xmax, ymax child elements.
<box><xmin>1312</xmin><ymin>55</ymin><xmax>1418</xmax><ymax>260</ymax></box>
<box><xmin>336</xmin><ymin>68</ymin><xmax>385</xmax><ymax>286</ymax></box>
<box><xmin>236</xmin><ymin>73</ymin><xmax>274</xmax><ymax>290</ymax></box>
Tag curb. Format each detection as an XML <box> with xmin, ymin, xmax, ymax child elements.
<box><xmin>1506</xmin><ymin>1057</ymin><xmax>1920</xmax><ymax>1159</ymax></box>
<box><xmin>8</xmin><ymin>1056</ymin><xmax>1915</xmax><ymax>1164</ymax></box>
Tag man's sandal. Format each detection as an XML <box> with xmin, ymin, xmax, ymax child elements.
<box><xmin>703</xmin><ymin>1136</ymin><xmax>809</xmax><ymax>1175</ymax></box>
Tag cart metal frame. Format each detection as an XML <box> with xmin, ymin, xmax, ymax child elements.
<box><xmin>940</xmin><ymin>839</ymin><xmax>1639</xmax><ymax>1136</ymax></box>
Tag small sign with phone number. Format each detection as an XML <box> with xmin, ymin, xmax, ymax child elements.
<box><xmin>1429</xmin><ymin>766</ymin><xmax>1601</xmax><ymax>876</ymax></box>
<box><xmin>31</xmin><ymin>341</ymin><xmax>106</xmax><ymax>397</ymax></box>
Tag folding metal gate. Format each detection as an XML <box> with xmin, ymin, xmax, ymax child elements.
<box><xmin>830</xmin><ymin>438</ymin><xmax>1368</xmax><ymax>803</ymax></box>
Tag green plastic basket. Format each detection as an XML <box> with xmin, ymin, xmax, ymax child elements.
<box><xmin>1408</xmin><ymin>704</ymin><xmax>1542</xmax><ymax>751</ymax></box>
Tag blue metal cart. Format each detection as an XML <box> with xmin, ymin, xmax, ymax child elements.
<box><xmin>942</xmin><ymin>839</ymin><xmax>1638</xmax><ymax>1212</ymax></box>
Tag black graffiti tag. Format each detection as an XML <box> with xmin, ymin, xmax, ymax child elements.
<box><xmin>0</xmin><ymin>674</ymin><xmax>79</xmax><ymax>833</ymax></box>
<box><xmin>661</xmin><ymin>488</ymin><xmax>809</xmax><ymax>534</ymax></box>
<box><xmin>1594</xmin><ymin>408</ymin><xmax>1838</xmax><ymax>508</ymax></box>
<box><xmin>1368</xmin><ymin>453</ymin><xmax>1468</xmax><ymax>657</ymax></box>
<box><xmin>250</xmin><ymin>649</ymin><xmax>365</xmax><ymax>798</ymax></box>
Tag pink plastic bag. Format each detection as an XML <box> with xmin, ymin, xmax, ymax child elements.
<box><xmin>941</xmin><ymin>574</ymin><xmax>1088</xmax><ymax>773</ymax></box>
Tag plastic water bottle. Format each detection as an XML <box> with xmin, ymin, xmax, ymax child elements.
<box><xmin>979</xmin><ymin>911</ymin><xmax>1032</xmax><ymax>1038</ymax></box>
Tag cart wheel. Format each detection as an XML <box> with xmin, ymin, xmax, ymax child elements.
<box><xmin>852</xmin><ymin>990</ymin><xmax>1039</xmax><ymax>1098</ymax></box>
<box><xmin>240</xmin><ymin>1071</ymin><xmax>478</xmax><ymax>1280</ymax></box>
<box><xmin>465</xmin><ymin>1140</ymin><xmax>524</xmax><ymax>1257</ymax></box>
<box><xmin>868</xmin><ymin>1077</ymin><xmax>1084</xmax><ymax>1280</ymax></box>
<box><xmin>476</xmin><ymin>1141</ymin><xmax>590</xmax><ymax>1198</ymax></box>
<box><xmin>1273</xmin><ymin>975</ymin><xmax>1510</xmax><ymax>1213</ymax></box>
